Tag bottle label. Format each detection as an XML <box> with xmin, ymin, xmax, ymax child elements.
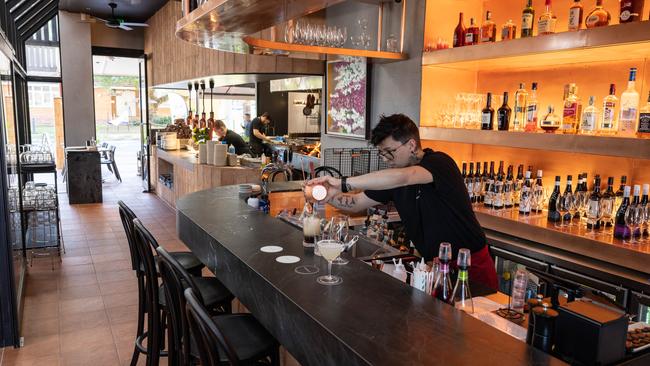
<box><xmin>538</xmin><ymin>19</ymin><xmax>550</xmax><ymax>33</ymax></box>
<box><xmin>602</xmin><ymin>103</ymin><xmax>616</xmax><ymax>128</ymax></box>
<box><xmin>621</xmin><ymin>107</ymin><xmax>638</xmax><ymax>121</ymax></box>
<box><xmin>453</xmin><ymin>33</ymin><xmax>459</xmax><ymax>47</ymax></box>
<box><xmin>501</xmin><ymin>27</ymin><xmax>512</xmax><ymax>40</ymax></box>
<box><xmin>585</xmin><ymin>15</ymin><xmax>600</xmax><ymax>27</ymax></box>
<box><xmin>522</xmin><ymin>13</ymin><xmax>533</xmax><ymax>30</ymax></box>
<box><xmin>504</xmin><ymin>189</ymin><xmax>513</xmax><ymax>206</ymax></box>
<box><xmin>481</xmin><ymin>112</ymin><xmax>492</xmax><ymax>128</ymax></box>
<box><xmin>568</xmin><ymin>8</ymin><xmax>581</xmax><ymax>30</ymax></box>
<box><xmin>587</xmin><ymin>199</ymin><xmax>600</xmax><ymax>219</ymax></box>
<box><xmin>465</xmin><ymin>32</ymin><xmax>474</xmax><ymax>44</ymax></box>
<box><xmin>520</xmin><ymin>187</ymin><xmax>531</xmax><ymax>212</ymax></box>
<box><xmin>562</xmin><ymin>102</ymin><xmax>578</xmax><ymax>130</ymax></box>
<box><xmin>480</xmin><ymin>27</ymin><xmax>494</xmax><ymax>43</ymax></box>
<box><xmin>620</xmin><ymin>10</ymin><xmax>632</xmax><ymax>22</ymax></box>
<box><xmin>458</xmin><ymin>270</ymin><xmax>468</xmax><ymax>281</ymax></box>
<box><xmin>580</xmin><ymin>111</ymin><xmax>597</xmax><ymax>131</ymax></box>
<box><xmin>497</xmin><ymin>110</ymin><xmax>509</xmax><ymax>129</ymax></box>
<box><xmin>639</xmin><ymin>112</ymin><xmax>650</xmax><ymax>133</ymax></box>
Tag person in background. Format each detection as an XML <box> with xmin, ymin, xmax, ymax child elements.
<box><xmin>304</xmin><ymin>114</ymin><xmax>498</xmax><ymax>289</ymax></box>
<box><xmin>242</xmin><ymin>113</ymin><xmax>252</xmax><ymax>142</ymax></box>
<box><xmin>213</xmin><ymin>119</ymin><xmax>251</xmax><ymax>155</ymax></box>
<box><xmin>248</xmin><ymin>112</ymin><xmax>273</xmax><ymax>157</ymax></box>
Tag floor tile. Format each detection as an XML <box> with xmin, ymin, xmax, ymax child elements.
<box><xmin>59</xmin><ymin>296</ymin><xmax>105</xmax><ymax>315</ymax></box>
<box><xmin>59</xmin><ymin>309</ymin><xmax>110</xmax><ymax>334</ymax></box>
<box><xmin>59</xmin><ymin>326</ymin><xmax>114</xmax><ymax>354</ymax></box>
<box><xmin>59</xmin><ymin>284</ymin><xmax>101</xmax><ymax>301</ymax></box>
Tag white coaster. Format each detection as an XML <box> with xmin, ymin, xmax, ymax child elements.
<box><xmin>260</xmin><ymin>245</ymin><xmax>283</xmax><ymax>253</ymax></box>
<box><xmin>275</xmin><ymin>255</ymin><xmax>300</xmax><ymax>264</ymax></box>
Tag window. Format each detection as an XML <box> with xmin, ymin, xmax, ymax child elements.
<box><xmin>27</xmin><ymin>83</ymin><xmax>60</xmax><ymax>108</ymax></box>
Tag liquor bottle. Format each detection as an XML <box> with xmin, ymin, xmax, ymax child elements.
<box><xmin>432</xmin><ymin>242</ymin><xmax>454</xmax><ymax>305</ymax></box>
<box><xmin>642</xmin><ymin>184</ymin><xmax>649</xmax><ymax>237</ymax></box>
<box><xmin>615</xmin><ymin>176</ymin><xmax>627</xmax><ymax>210</ymax></box>
<box><xmin>484</xmin><ymin>161</ymin><xmax>495</xmax><ymax>208</ymax></box>
<box><xmin>538</xmin><ymin>0</ymin><xmax>557</xmax><ymax>35</ymax></box>
<box><xmin>540</xmin><ymin>105</ymin><xmax>560</xmax><ymax>133</ymax></box>
<box><xmin>580</xmin><ymin>96</ymin><xmax>598</xmax><ymax>135</ymax></box>
<box><xmin>619</xmin><ymin>68</ymin><xmax>640</xmax><ymax>136</ymax></box>
<box><xmin>601</xmin><ymin>177</ymin><xmax>616</xmax><ymax>227</ymax></box>
<box><xmin>480</xmin><ymin>11</ymin><xmax>497</xmax><ymax>43</ymax></box>
<box><xmin>563</xmin><ymin>175</ymin><xmax>574</xmax><ymax>221</ymax></box>
<box><xmin>481</xmin><ymin>93</ymin><xmax>495</xmax><ymax>130</ymax></box>
<box><xmin>568</xmin><ymin>0</ymin><xmax>584</xmax><ymax>31</ymax></box>
<box><xmin>501</xmin><ymin>19</ymin><xmax>517</xmax><ymax>41</ymax></box>
<box><xmin>453</xmin><ymin>12</ymin><xmax>466</xmax><ymax>48</ymax></box>
<box><xmin>521</xmin><ymin>0</ymin><xmax>535</xmax><ymax>38</ymax></box>
<box><xmin>561</xmin><ymin>84</ymin><xmax>582</xmax><ymax>134</ymax></box>
<box><xmin>452</xmin><ymin>248</ymin><xmax>474</xmax><ymax>314</ymax></box>
<box><xmin>481</xmin><ymin>162</ymin><xmax>489</xmax><ymax>203</ymax></box>
<box><xmin>493</xmin><ymin>161</ymin><xmax>505</xmax><ymax>210</ymax></box>
<box><xmin>466</xmin><ymin>162</ymin><xmax>475</xmax><ymax>202</ymax></box>
<box><xmin>505</xmin><ymin>165</ymin><xmax>514</xmax><ymax>209</ymax></box>
<box><xmin>600</xmin><ymin>84</ymin><xmax>618</xmax><ymax>135</ymax></box>
<box><xmin>465</xmin><ymin>18</ymin><xmax>480</xmax><ymax>46</ymax></box>
<box><xmin>547</xmin><ymin>176</ymin><xmax>562</xmax><ymax>222</ymax></box>
<box><xmin>525</xmin><ymin>82</ymin><xmax>539</xmax><ymax>132</ymax></box>
<box><xmin>586</xmin><ymin>0</ymin><xmax>611</xmax><ymax>28</ymax></box>
<box><xmin>513</xmin><ymin>83</ymin><xmax>528</xmax><ymax>132</ymax></box>
<box><xmin>497</xmin><ymin>92</ymin><xmax>511</xmax><ymax>131</ymax></box>
<box><xmin>533</xmin><ymin>170</ymin><xmax>544</xmax><ymax>213</ymax></box>
<box><xmin>519</xmin><ymin>170</ymin><xmax>532</xmax><ymax>215</ymax></box>
<box><xmin>462</xmin><ymin>161</ymin><xmax>468</xmax><ymax>182</ymax></box>
<box><xmin>613</xmin><ymin>185</ymin><xmax>631</xmax><ymax>239</ymax></box>
<box><xmin>620</xmin><ymin>0</ymin><xmax>644</xmax><ymax>23</ymax></box>
<box><xmin>474</xmin><ymin>162</ymin><xmax>483</xmax><ymax>204</ymax></box>
<box><xmin>637</xmin><ymin>92</ymin><xmax>650</xmax><ymax>138</ymax></box>
<box><xmin>514</xmin><ymin>164</ymin><xmax>524</xmax><ymax>207</ymax></box>
<box><xmin>586</xmin><ymin>176</ymin><xmax>602</xmax><ymax>230</ymax></box>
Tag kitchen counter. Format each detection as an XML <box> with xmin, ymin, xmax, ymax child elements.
<box><xmin>152</xmin><ymin>148</ymin><xmax>260</xmax><ymax>208</ymax></box>
<box><xmin>176</xmin><ymin>183</ymin><xmax>563</xmax><ymax>366</ymax></box>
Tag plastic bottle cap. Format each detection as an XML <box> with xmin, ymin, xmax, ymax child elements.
<box><xmin>311</xmin><ymin>185</ymin><xmax>327</xmax><ymax>201</ymax></box>
<box><xmin>438</xmin><ymin>242</ymin><xmax>452</xmax><ymax>261</ymax></box>
<box><xmin>457</xmin><ymin>248</ymin><xmax>471</xmax><ymax>268</ymax></box>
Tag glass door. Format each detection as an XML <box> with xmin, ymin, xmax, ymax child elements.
<box><xmin>138</xmin><ymin>57</ymin><xmax>150</xmax><ymax>192</ymax></box>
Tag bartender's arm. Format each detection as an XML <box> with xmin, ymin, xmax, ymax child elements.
<box><xmin>253</xmin><ymin>128</ymin><xmax>271</xmax><ymax>143</ymax></box>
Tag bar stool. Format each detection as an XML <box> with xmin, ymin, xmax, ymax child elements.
<box><xmin>185</xmin><ymin>287</ymin><xmax>280</xmax><ymax>366</ymax></box>
<box><xmin>133</xmin><ymin>219</ymin><xmax>235</xmax><ymax>366</ymax></box>
<box><xmin>157</xmin><ymin>246</ymin><xmax>235</xmax><ymax>365</ymax></box>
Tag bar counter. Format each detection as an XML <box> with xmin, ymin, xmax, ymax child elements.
<box><xmin>176</xmin><ymin>183</ymin><xmax>563</xmax><ymax>366</ymax></box>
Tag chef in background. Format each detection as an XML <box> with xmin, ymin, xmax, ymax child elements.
<box><xmin>214</xmin><ymin>119</ymin><xmax>251</xmax><ymax>155</ymax></box>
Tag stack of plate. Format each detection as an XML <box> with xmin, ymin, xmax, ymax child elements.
<box><xmin>238</xmin><ymin>184</ymin><xmax>253</xmax><ymax>194</ymax></box>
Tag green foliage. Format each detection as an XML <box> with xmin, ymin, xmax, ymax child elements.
<box><xmin>93</xmin><ymin>75</ymin><xmax>139</xmax><ymax>89</ymax></box>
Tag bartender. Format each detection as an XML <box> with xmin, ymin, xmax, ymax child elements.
<box><xmin>248</xmin><ymin>112</ymin><xmax>272</xmax><ymax>157</ymax></box>
<box><xmin>213</xmin><ymin>119</ymin><xmax>251</xmax><ymax>155</ymax></box>
<box><xmin>305</xmin><ymin>114</ymin><xmax>498</xmax><ymax>289</ymax></box>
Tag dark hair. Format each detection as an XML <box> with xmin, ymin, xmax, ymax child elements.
<box><xmin>244</xmin><ymin>113</ymin><xmax>251</xmax><ymax>117</ymax></box>
<box><xmin>261</xmin><ymin>112</ymin><xmax>270</xmax><ymax>118</ymax></box>
<box><xmin>213</xmin><ymin>119</ymin><xmax>226</xmax><ymax>129</ymax></box>
<box><xmin>370</xmin><ymin>114</ymin><xmax>420</xmax><ymax>147</ymax></box>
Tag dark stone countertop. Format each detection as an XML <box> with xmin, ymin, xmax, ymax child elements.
<box><xmin>176</xmin><ymin>184</ymin><xmax>565</xmax><ymax>366</ymax></box>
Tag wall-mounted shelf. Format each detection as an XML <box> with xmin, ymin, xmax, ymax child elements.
<box><xmin>419</xmin><ymin>127</ymin><xmax>650</xmax><ymax>160</ymax></box>
<box><xmin>422</xmin><ymin>21</ymin><xmax>650</xmax><ymax>71</ymax></box>
<box><xmin>243</xmin><ymin>37</ymin><xmax>408</xmax><ymax>62</ymax></box>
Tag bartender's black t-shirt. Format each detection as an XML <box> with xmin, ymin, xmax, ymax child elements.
<box><xmin>221</xmin><ymin>129</ymin><xmax>251</xmax><ymax>155</ymax></box>
<box><xmin>248</xmin><ymin>117</ymin><xmax>265</xmax><ymax>151</ymax></box>
<box><xmin>364</xmin><ymin>149</ymin><xmax>486</xmax><ymax>261</ymax></box>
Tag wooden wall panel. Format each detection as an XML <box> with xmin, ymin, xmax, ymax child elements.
<box><xmin>145</xmin><ymin>1</ymin><xmax>325</xmax><ymax>87</ymax></box>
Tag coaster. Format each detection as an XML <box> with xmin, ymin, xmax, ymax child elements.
<box><xmin>276</xmin><ymin>255</ymin><xmax>300</xmax><ymax>264</ymax></box>
<box><xmin>260</xmin><ymin>245</ymin><xmax>283</xmax><ymax>253</ymax></box>
<box><xmin>294</xmin><ymin>265</ymin><xmax>319</xmax><ymax>275</ymax></box>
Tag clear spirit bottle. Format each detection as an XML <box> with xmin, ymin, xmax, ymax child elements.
<box><xmin>600</xmin><ymin>84</ymin><xmax>618</xmax><ymax>135</ymax></box>
<box><xmin>619</xmin><ymin>68</ymin><xmax>640</xmax><ymax>137</ymax></box>
<box><xmin>561</xmin><ymin>84</ymin><xmax>582</xmax><ymax>134</ymax></box>
<box><xmin>525</xmin><ymin>82</ymin><xmax>539</xmax><ymax>132</ymax></box>
<box><xmin>513</xmin><ymin>83</ymin><xmax>528</xmax><ymax>131</ymax></box>
<box><xmin>580</xmin><ymin>96</ymin><xmax>598</xmax><ymax>135</ymax></box>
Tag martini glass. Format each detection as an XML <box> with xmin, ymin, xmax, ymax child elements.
<box><xmin>316</xmin><ymin>240</ymin><xmax>344</xmax><ymax>285</ymax></box>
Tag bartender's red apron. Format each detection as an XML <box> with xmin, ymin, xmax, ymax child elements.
<box><xmin>467</xmin><ymin>245</ymin><xmax>498</xmax><ymax>290</ymax></box>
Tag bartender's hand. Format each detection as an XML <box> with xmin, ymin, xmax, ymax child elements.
<box><xmin>305</xmin><ymin>176</ymin><xmax>341</xmax><ymax>203</ymax></box>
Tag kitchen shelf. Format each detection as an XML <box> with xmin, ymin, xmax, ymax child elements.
<box><xmin>419</xmin><ymin>127</ymin><xmax>650</xmax><ymax>160</ymax></box>
<box><xmin>243</xmin><ymin>37</ymin><xmax>408</xmax><ymax>62</ymax></box>
<box><xmin>422</xmin><ymin>21</ymin><xmax>650</xmax><ymax>71</ymax></box>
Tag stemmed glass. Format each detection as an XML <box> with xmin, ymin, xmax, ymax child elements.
<box><xmin>575</xmin><ymin>190</ymin><xmax>589</xmax><ymax>223</ymax></box>
<box><xmin>640</xmin><ymin>205</ymin><xmax>649</xmax><ymax>243</ymax></box>
<box><xmin>331</xmin><ymin>215</ymin><xmax>350</xmax><ymax>265</ymax></box>
<box><xmin>600</xmin><ymin>195</ymin><xmax>616</xmax><ymax>233</ymax></box>
<box><xmin>584</xmin><ymin>198</ymin><xmax>602</xmax><ymax>238</ymax></box>
<box><xmin>564</xmin><ymin>191</ymin><xmax>577</xmax><ymax>227</ymax></box>
<box><xmin>625</xmin><ymin>205</ymin><xmax>643</xmax><ymax>244</ymax></box>
<box><xmin>316</xmin><ymin>240</ymin><xmax>344</xmax><ymax>285</ymax></box>
<box><xmin>556</xmin><ymin>194</ymin><xmax>570</xmax><ymax>228</ymax></box>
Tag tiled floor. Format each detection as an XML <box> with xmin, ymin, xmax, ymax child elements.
<box><xmin>1</xmin><ymin>150</ymin><xmax>186</xmax><ymax>366</ymax></box>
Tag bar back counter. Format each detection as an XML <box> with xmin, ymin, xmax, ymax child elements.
<box><xmin>176</xmin><ymin>184</ymin><xmax>563</xmax><ymax>366</ymax></box>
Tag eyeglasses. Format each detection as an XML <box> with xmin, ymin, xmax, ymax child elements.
<box><xmin>377</xmin><ymin>141</ymin><xmax>409</xmax><ymax>160</ymax></box>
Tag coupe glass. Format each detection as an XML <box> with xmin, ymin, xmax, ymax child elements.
<box><xmin>316</xmin><ymin>240</ymin><xmax>344</xmax><ymax>285</ymax></box>
<box><xmin>331</xmin><ymin>215</ymin><xmax>350</xmax><ymax>265</ymax></box>
<box><xmin>625</xmin><ymin>205</ymin><xmax>642</xmax><ymax>244</ymax></box>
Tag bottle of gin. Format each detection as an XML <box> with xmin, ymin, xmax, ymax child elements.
<box><xmin>580</xmin><ymin>96</ymin><xmax>598</xmax><ymax>135</ymax></box>
<box><xmin>619</xmin><ymin>68</ymin><xmax>640</xmax><ymax>136</ymax></box>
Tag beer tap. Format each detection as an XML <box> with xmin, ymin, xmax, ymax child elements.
<box><xmin>200</xmin><ymin>81</ymin><xmax>206</xmax><ymax>128</ymax></box>
<box><xmin>208</xmin><ymin>79</ymin><xmax>215</xmax><ymax>131</ymax></box>
<box><xmin>193</xmin><ymin>81</ymin><xmax>200</xmax><ymax>127</ymax></box>
<box><xmin>186</xmin><ymin>83</ymin><xmax>193</xmax><ymax>126</ymax></box>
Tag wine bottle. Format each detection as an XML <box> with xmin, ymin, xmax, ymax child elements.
<box><xmin>519</xmin><ymin>170</ymin><xmax>532</xmax><ymax>215</ymax></box>
<box><xmin>601</xmin><ymin>177</ymin><xmax>616</xmax><ymax>227</ymax></box>
<box><xmin>432</xmin><ymin>243</ymin><xmax>454</xmax><ymax>304</ymax></box>
<box><xmin>615</xmin><ymin>175</ymin><xmax>627</xmax><ymax>210</ymax></box>
<box><xmin>547</xmin><ymin>176</ymin><xmax>562</xmax><ymax>222</ymax></box>
<box><xmin>586</xmin><ymin>176</ymin><xmax>602</xmax><ymax>230</ymax></box>
<box><xmin>613</xmin><ymin>185</ymin><xmax>631</xmax><ymax>239</ymax></box>
<box><xmin>505</xmin><ymin>165</ymin><xmax>514</xmax><ymax>209</ymax></box>
<box><xmin>467</xmin><ymin>162</ymin><xmax>475</xmax><ymax>202</ymax></box>
<box><xmin>533</xmin><ymin>170</ymin><xmax>544</xmax><ymax>213</ymax></box>
<box><xmin>462</xmin><ymin>161</ymin><xmax>468</xmax><ymax>195</ymax></box>
<box><xmin>481</xmin><ymin>93</ymin><xmax>495</xmax><ymax>130</ymax></box>
<box><xmin>453</xmin><ymin>13</ymin><xmax>466</xmax><ymax>48</ymax></box>
<box><xmin>481</xmin><ymin>162</ymin><xmax>489</xmax><ymax>203</ymax></box>
<box><xmin>497</xmin><ymin>92</ymin><xmax>512</xmax><ymax>131</ymax></box>
<box><xmin>473</xmin><ymin>162</ymin><xmax>482</xmax><ymax>204</ymax></box>
<box><xmin>631</xmin><ymin>185</ymin><xmax>642</xmax><ymax>238</ymax></box>
<box><xmin>563</xmin><ymin>175</ymin><xmax>573</xmax><ymax>221</ymax></box>
<box><xmin>642</xmin><ymin>184</ymin><xmax>649</xmax><ymax>237</ymax></box>
<box><xmin>493</xmin><ymin>161</ymin><xmax>505</xmax><ymax>210</ymax></box>
<box><xmin>484</xmin><ymin>162</ymin><xmax>496</xmax><ymax>208</ymax></box>
<box><xmin>514</xmin><ymin>164</ymin><xmax>524</xmax><ymax>206</ymax></box>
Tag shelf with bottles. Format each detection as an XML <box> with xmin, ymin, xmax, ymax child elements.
<box><xmin>423</xmin><ymin>0</ymin><xmax>650</xmax><ymax>71</ymax></box>
<box><xmin>458</xmin><ymin>160</ymin><xmax>650</xmax><ymax>274</ymax></box>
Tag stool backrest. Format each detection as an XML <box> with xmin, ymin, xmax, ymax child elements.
<box><xmin>184</xmin><ymin>288</ymin><xmax>240</xmax><ymax>366</ymax></box>
<box><xmin>132</xmin><ymin>219</ymin><xmax>162</xmax><ymax>309</ymax></box>
<box><xmin>118</xmin><ymin>201</ymin><xmax>140</xmax><ymax>272</ymax></box>
<box><xmin>157</xmin><ymin>246</ymin><xmax>204</xmax><ymax>366</ymax></box>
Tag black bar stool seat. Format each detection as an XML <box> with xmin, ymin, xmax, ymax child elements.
<box><xmin>158</xmin><ymin>276</ymin><xmax>233</xmax><ymax>310</ymax></box>
<box><xmin>140</xmin><ymin>251</ymin><xmax>204</xmax><ymax>277</ymax></box>
<box><xmin>210</xmin><ymin>314</ymin><xmax>278</xmax><ymax>363</ymax></box>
